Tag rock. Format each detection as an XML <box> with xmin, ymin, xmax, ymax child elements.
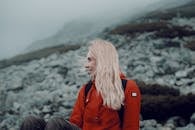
<box><xmin>6</xmin><ymin>77</ymin><xmax>23</xmax><ymax>92</ymax></box>
<box><xmin>164</xmin><ymin>123</ymin><xmax>175</xmax><ymax>130</ymax></box>
<box><xmin>13</xmin><ymin>102</ymin><xmax>21</xmax><ymax>111</ymax></box>
<box><xmin>163</xmin><ymin>60</ymin><xmax>180</xmax><ymax>74</ymax></box>
<box><xmin>175</xmin><ymin>67</ymin><xmax>195</xmax><ymax>78</ymax></box>
<box><xmin>166</xmin><ymin>116</ymin><xmax>187</xmax><ymax>127</ymax></box>
<box><xmin>160</xmin><ymin>127</ymin><xmax>173</xmax><ymax>130</ymax></box>
<box><xmin>190</xmin><ymin>51</ymin><xmax>195</xmax><ymax>65</ymax></box>
<box><xmin>57</xmin><ymin>66</ymin><xmax>68</xmax><ymax>78</ymax></box>
<box><xmin>42</xmin><ymin>106</ymin><xmax>51</xmax><ymax>113</ymax></box>
<box><xmin>175</xmin><ymin>70</ymin><xmax>188</xmax><ymax>78</ymax></box>
<box><xmin>22</xmin><ymin>72</ymin><xmax>46</xmax><ymax>86</ymax></box>
<box><xmin>184</xmin><ymin>40</ymin><xmax>195</xmax><ymax>51</ymax></box>
<box><xmin>33</xmin><ymin>108</ymin><xmax>41</xmax><ymax>115</ymax></box>
<box><xmin>176</xmin><ymin>123</ymin><xmax>195</xmax><ymax>130</ymax></box>
<box><xmin>44</xmin><ymin>114</ymin><xmax>51</xmax><ymax>121</ymax></box>
<box><xmin>141</xmin><ymin>119</ymin><xmax>157</xmax><ymax>128</ymax></box>
<box><xmin>190</xmin><ymin>113</ymin><xmax>195</xmax><ymax>124</ymax></box>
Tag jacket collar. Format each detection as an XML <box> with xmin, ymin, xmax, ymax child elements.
<box><xmin>120</xmin><ymin>72</ymin><xmax>126</xmax><ymax>79</ymax></box>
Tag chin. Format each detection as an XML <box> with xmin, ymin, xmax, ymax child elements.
<box><xmin>90</xmin><ymin>74</ymin><xmax>96</xmax><ymax>80</ymax></box>
<box><xmin>87</xmin><ymin>71</ymin><xmax>91</xmax><ymax>75</ymax></box>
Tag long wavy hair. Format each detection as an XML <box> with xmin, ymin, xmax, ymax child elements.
<box><xmin>88</xmin><ymin>39</ymin><xmax>124</xmax><ymax>110</ymax></box>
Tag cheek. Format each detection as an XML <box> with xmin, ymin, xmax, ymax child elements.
<box><xmin>92</xmin><ymin>62</ymin><xmax>96</xmax><ymax>69</ymax></box>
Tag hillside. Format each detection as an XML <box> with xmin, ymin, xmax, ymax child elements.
<box><xmin>0</xmin><ymin>1</ymin><xmax>195</xmax><ymax>130</ymax></box>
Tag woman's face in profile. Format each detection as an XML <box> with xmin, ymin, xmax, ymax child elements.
<box><xmin>85</xmin><ymin>51</ymin><xmax>96</xmax><ymax>77</ymax></box>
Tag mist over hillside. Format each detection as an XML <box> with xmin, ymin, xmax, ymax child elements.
<box><xmin>1</xmin><ymin>0</ymin><xmax>162</xmax><ymax>60</ymax></box>
<box><xmin>24</xmin><ymin>0</ymin><xmax>193</xmax><ymax>53</ymax></box>
<box><xmin>1</xmin><ymin>0</ymin><xmax>192</xmax><ymax>60</ymax></box>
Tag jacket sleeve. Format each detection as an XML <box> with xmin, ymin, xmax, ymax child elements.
<box><xmin>123</xmin><ymin>80</ymin><xmax>141</xmax><ymax>130</ymax></box>
<box><xmin>69</xmin><ymin>85</ymin><xmax>85</xmax><ymax>128</ymax></box>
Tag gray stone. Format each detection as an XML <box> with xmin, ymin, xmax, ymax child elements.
<box><xmin>166</xmin><ymin>116</ymin><xmax>187</xmax><ymax>127</ymax></box>
<box><xmin>175</xmin><ymin>70</ymin><xmax>188</xmax><ymax>78</ymax></box>
<box><xmin>190</xmin><ymin>113</ymin><xmax>195</xmax><ymax>124</ymax></box>
<box><xmin>42</xmin><ymin>105</ymin><xmax>51</xmax><ymax>113</ymax></box>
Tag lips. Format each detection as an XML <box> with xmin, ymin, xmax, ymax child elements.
<box><xmin>86</xmin><ymin>69</ymin><xmax>91</xmax><ymax>74</ymax></box>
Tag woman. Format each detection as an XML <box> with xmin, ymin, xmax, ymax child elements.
<box><xmin>69</xmin><ymin>39</ymin><xmax>141</xmax><ymax>130</ymax></box>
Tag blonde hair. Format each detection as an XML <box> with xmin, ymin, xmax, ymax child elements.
<box><xmin>88</xmin><ymin>39</ymin><xmax>124</xmax><ymax>110</ymax></box>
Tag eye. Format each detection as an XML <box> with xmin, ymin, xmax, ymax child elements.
<box><xmin>87</xmin><ymin>57</ymin><xmax>91</xmax><ymax>61</ymax></box>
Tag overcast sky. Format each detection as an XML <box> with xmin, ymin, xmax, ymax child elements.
<box><xmin>0</xmin><ymin>0</ymin><xmax>182</xmax><ymax>60</ymax></box>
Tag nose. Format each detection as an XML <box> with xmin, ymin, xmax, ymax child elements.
<box><xmin>85</xmin><ymin>63</ymin><xmax>89</xmax><ymax>69</ymax></box>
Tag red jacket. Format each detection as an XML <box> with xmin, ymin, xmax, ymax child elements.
<box><xmin>69</xmin><ymin>77</ymin><xmax>141</xmax><ymax>130</ymax></box>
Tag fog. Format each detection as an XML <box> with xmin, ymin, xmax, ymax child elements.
<box><xmin>0</xmin><ymin>0</ymin><xmax>187</xmax><ymax>60</ymax></box>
